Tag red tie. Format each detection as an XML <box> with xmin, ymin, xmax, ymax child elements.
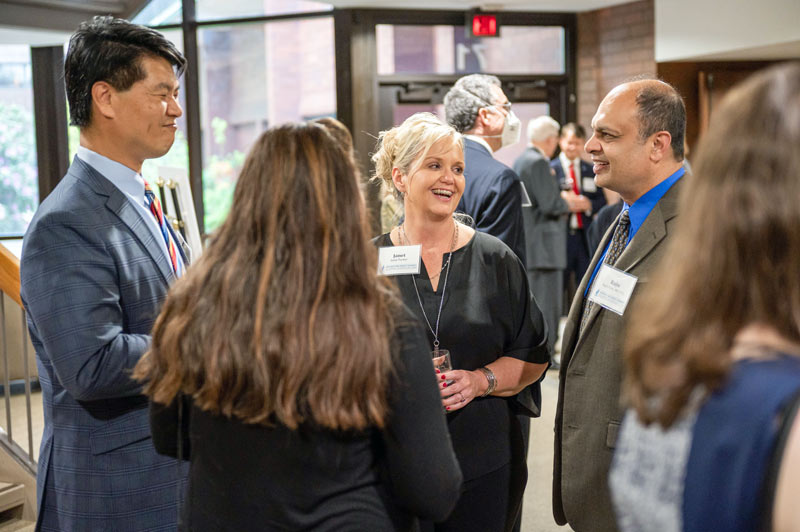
<box><xmin>568</xmin><ymin>163</ymin><xmax>584</xmax><ymax>228</ymax></box>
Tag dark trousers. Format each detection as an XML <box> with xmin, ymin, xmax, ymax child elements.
<box><xmin>528</xmin><ymin>268</ymin><xmax>563</xmax><ymax>356</ymax></box>
<box><xmin>510</xmin><ymin>415</ymin><xmax>530</xmax><ymax>532</ymax></box>
<box><xmin>563</xmin><ymin>230</ymin><xmax>590</xmax><ymax>313</ymax></box>
<box><xmin>421</xmin><ymin>416</ymin><xmax>527</xmax><ymax>532</ymax></box>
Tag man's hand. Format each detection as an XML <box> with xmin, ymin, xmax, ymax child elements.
<box><xmin>561</xmin><ymin>191</ymin><xmax>592</xmax><ymax>213</ymax></box>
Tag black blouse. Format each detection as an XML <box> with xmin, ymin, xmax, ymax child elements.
<box><xmin>149</xmin><ymin>319</ymin><xmax>462</xmax><ymax>531</ymax></box>
<box><xmin>375</xmin><ymin>231</ymin><xmax>549</xmax><ymax>480</ymax></box>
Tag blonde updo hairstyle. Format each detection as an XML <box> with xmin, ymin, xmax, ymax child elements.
<box><xmin>371</xmin><ymin>112</ymin><xmax>464</xmax><ymax>200</ymax></box>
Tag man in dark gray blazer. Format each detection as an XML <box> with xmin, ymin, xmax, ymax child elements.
<box><xmin>513</xmin><ymin>116</ymin><xmax>589</xmax><ymax>367</ymax></box>
<box><xmin>21</xmin><ymin>17</ymin><xmax>189</xmax><ymax>531</ymax></box>
<box><xmin>553</xmin><ymin>79</ymin><xmax>687</xmax><ymax>532</ymax></box>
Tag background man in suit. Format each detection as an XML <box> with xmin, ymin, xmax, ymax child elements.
<box><xmin>551</xmin><ymin>123</ymin><xmax>607</xmax><ymax>304</ymax></box>
<box><xmin>444</xmin><ymin>74</ymin><xmax>538</xmax><ymax>531</ymax></box>
<box><xmin>513</xmin><ymin>116</ymin><xmax>590</xmax><ymax>369</ymax></box>
<box><xmin>552</xmin><ymin>79</ymin><xmax>686</xmax><ymax>532</ymax></box>
<box><xmin>20</xmin><ymin>16</ymin><xmax>189</xmax><ymax>531</ymax></box>
<box><xmin>444</xmin><ymin>74</ymin><xmax>526</xmax><ymax>265</ymax></box>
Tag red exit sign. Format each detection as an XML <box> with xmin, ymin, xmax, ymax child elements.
<box><xmin>467</xmin><ymin>11</ymin><xmax>501</xmax><ymax>38</ymax></box>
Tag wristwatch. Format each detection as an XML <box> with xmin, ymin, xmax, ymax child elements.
<box><xmin>478</xmin><ymin>367</ymin><xmax>497</xmax><ymax>397</ymax></box>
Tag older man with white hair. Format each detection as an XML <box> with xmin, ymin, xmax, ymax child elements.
<box><xmin>513</xmin><ymin>116</ymin><xmax>589</xmax><ymax>365</ymax></box>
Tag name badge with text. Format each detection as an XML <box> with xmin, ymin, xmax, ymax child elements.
<box><xmin>587</xmin><ymin>264</ymin><xmax>638</xmax><ymax>315</ymax></box>
<box><xmin>582</xmin><ymin>176</ymin><xmax>598</xmax><ymax>193</ymax></box>
<box><xmin>378</xmin><ymin>245</ymin><xmax>421</xmax><ymax>276</ymax></box>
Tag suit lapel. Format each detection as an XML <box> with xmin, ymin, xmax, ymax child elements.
<box><xmin>563</xmin><ymin>179</ymin><xmax>683</xmax><ymax>359</ymax></box>
<box><xmin>560</xmin><ymin>213</ymin><xmax>617</xmax><ymax>360</ymax></box>
<box><xmin>72</xmin><ymin>157</ymin><xmax>176</xmax><ymax>285</ymax></box>
<box><xmin>108</xmin><ymin>193</ymin><xmax>176</xmax><ymax>284</ymax></box>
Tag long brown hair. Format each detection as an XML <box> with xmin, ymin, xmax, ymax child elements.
<box><xmin>624</xmin><ymin>62</ymin><xmax>800</xmax><ymax>427</ymax></box>
<box><xmin>135</xmin><ymin>121</ymin><xmax>398</xmax><ymax>430</ymax></box>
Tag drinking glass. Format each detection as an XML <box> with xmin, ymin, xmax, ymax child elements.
<box><xmin>432</xmin><ymin>349</ymin><xmax>454</xmax><ymax>386</ymax></box>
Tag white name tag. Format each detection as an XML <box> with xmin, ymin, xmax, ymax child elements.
<box><xmin>587</xmin><ymin>263</ymin><xmax>638</xmax><ymax>315</ymax></box>
<box><xmin>377</xmin><ymin>245</ymin><xmax>421</xmax><ymax>276</ymax></box>
<box><xmin>582</xmin><ymin>176</ymin><xmax>598</xmax><ymax>193</ymax></box>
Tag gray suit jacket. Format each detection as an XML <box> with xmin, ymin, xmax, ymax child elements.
<box><xmin>513</xmin><ymin>146</ymin><xmax>569</xmax><ymax>270</ymax></box>
<box><xmin>552</xmin><ymin>179</ymin><xmax>683</xmax><ymax>532</ymax></box>
<box><xmin>21</xmin><ymin>156</ymin><xmax>188</xmax><ymax>531</ymax></box>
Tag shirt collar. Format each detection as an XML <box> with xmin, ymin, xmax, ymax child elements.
<box><xmin>465</xmin><ymin>134</ymin><xmax>494</xmax><ymax>154</ymax></box>
<box><xmin>624</xmin><ymin>166</ymin><xmax>686</xmax><ymax>242</ymax></box>
<box><xmin>559</xmin><ymin>152</ymin><xmax>580</xmax><ymax>167</ymax></box>
<box><xmin>76</xmin><ymin>146</ymin><xmax>145</xmax><ymax>204</ymax></box>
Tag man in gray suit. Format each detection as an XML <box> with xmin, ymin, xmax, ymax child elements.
<box><xmin>553</xmin><ymin>79</ymin><xmax>686</xmax><ymax>532</ymax></box>
<box><xmin>513</xmin><ymin>116</ymin><xmax>590</xmax><ymax>368</ymax></box>
<box><xmin>21</xmin><ymin>17</ymin><xmax>189</xmax><ymax>531</ymax></box>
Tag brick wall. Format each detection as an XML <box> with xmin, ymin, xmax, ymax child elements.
<box><xmin>576</xmin><ymin>0</ymin><xmax>656</xmax><ymax>129</ymax></box>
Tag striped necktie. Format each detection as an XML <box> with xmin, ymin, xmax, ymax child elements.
<box><xmin>144</xmin><ymin>180</ymin><xmax>180</xmax><ymax>275</ymax></box>
<box><xmin>579</xmin><ymin>209</ymin><xmax>630</xmax><ymax>335</ymax></box>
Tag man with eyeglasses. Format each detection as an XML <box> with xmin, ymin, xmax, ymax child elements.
<box><xmin>444</xmin><ymin>74</ymin><xmax>526</xmax><ymax>266</ymax></box>
<box><xmin>444</xmin><ymin>73</ymin><xmax>544</xmax><ymax>532</ymax></box>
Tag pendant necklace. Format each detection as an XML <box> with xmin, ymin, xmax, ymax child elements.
<box><xmin>401</xmin><ymin>221</ymin><xmax>458</xmax><ymax>350</ymax></box>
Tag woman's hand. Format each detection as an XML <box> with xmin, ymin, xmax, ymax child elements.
<box><xmin>436</xmin><ymin>369</ymin><xmax>487</xmax><ymax>413</ymax></box>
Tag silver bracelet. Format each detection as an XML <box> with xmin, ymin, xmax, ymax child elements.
<box><xmin>478</xmin><ymin>367</ymin><xmax>497</xmax><ymax>397</ymax></box>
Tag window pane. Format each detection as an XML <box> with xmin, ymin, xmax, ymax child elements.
<box><xmin>377</xmin><ymin>25</ymin><xmax>565</xmax><ymax>75</ymax></box>
<box><xmin>0</xmin><ymin>45</ymin><xmax>37</xmax><ymax>237</ymax></box>
<box><xmin>198</xmin><ymin>16</ymin><xmax>335</xmax><ymax>231</ymax></box>
<box><xmin>133</xmin><ymin>0</ymin><xmax>183</xmax><ymax>26</ymax></box>
<box><xmin>197</xmin><ymin>0</ymin><xmax>332</xmax><ymax>21</ymax></box>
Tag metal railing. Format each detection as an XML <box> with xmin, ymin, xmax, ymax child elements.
<box><xmin>0</xmin><ymin>241</ymin><xmax>38</xmax><ymax>474</ymax></box>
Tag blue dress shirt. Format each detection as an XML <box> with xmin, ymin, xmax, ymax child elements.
<box><xmin>585</xmin><ymin>167</ymin><xmax>685</xmax><ymax>294</ymax></box>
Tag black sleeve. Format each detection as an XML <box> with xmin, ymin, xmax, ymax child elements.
<box><xmin>149</xmin><ymin>395</ymin><xmax>191</xmax><ymax>460</ymax></box>
<box><xmin>588</xmin><ymin>189</ymin><xmax>607</xmax><ymax>216</ymax></box>
<box><xmin>380</xmin><ymin>320</ymin><xmax>463</xmax><ymax>522</ymax></box>
<box><xmin>587</xmin><ymin>202</ymin><xmax>622</xmax><ymax>255</ymax></box>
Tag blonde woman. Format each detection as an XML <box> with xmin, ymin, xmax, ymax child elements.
<box><xmin>372</xmin><ymin>113</ymin><xmax>549</xmax><ymax>532</ymax></box>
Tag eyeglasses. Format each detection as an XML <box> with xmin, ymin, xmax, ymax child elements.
<box><xmin>493</xmin><ymin>101</ymin><xmax>512</xmax><ymax>112</ymax></box>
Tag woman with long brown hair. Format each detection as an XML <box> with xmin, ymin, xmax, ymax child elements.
<box><xmin>135</xmin><ymin>120</ymin><xmax>462</xmax><ymax>531</ymax></box>
<box><xmin>609</xmin><ymin>63</ymin><xmax>800</xmax><ymax>532</ymax></box>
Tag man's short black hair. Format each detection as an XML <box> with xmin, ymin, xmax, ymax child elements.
<box><xmin>65</xmin><ymin>16</ymin><xmax>186</xmax><ymax>128</ymax></box>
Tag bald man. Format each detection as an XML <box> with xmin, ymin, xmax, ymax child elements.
<box><xmin>553</xmin><ymin>79</ymin><xmax>687</xmax><ymax>532</ymax></box>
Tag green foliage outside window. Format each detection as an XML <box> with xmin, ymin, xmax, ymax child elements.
<box><xmin>0</xmin><ymin>102</ymin><xmax>37</xmax><ymax>236</ymax></box>
<box><xmin>202</xmin><ymin>117</ymin><xmax>245</xmax><ymax>233</ymax></box>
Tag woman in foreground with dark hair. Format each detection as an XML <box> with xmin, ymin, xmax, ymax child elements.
<box><xmin>609</xmin><ymin>62</ymin><xmax>800</xmax><ymax>532</ymax></box>
<box><xmin>135</xmin><ymin>120</ymin><xmax>462</xmax><ymax>531</ymax></box>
